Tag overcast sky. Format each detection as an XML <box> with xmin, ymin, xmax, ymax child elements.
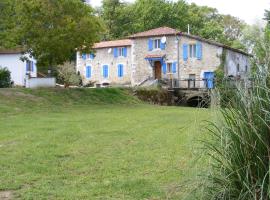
<box><xmin>90</xmin><ymin>0</ymin><xmax>270</xmax><ymax>24</ymax></box>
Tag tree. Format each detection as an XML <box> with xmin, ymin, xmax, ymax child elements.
<box><xmin>2</xmin><ymin>0</ymin><xmax>103</xmax><ymax>69</ymax></box>
<box><xmin>0</xmin><ymin>67</ymin><xmax>12</xmax><ymax>88</ymax></box>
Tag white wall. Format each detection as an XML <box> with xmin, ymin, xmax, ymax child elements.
<box><xmin>0</xmin><ymin>53</ymin><xmax>37</xmax><ymax>86</ymax></box>
<box><xmin>25</xmin><ymin>77</ymin><xmax>56</xmax><ymax>88</ymax></box>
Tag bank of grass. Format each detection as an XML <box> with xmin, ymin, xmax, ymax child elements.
<box><xmin>0</xmin><ymin>88</ymin><xmax>209</xmax><ymax>199</ymax></box>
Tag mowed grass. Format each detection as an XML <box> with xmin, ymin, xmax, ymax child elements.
<box><xmin>0</xmin><ymin>88</ymin><xmax>210</xmax><ymax>199</ymax></box>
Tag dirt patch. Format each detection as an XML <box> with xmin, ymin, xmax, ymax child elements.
<box><xmin>0</xmin><ymin>191</ymin><xmax>13</xmax><ymax>200</ymax></box>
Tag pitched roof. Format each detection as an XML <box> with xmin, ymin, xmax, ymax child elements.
<box><xmin>93</xmin><ymin>39</ymin><xmax>131</xmax><ymax>49</ymax></box>
<box><xmin>129</xmin><ymin>27</ymin><xmax>178</xmax><ymax>38</ymax></box>
<box><xmin>0</xmin><ymin>47</ymin><xmax>24</xmax><ymax>54</ymax></box>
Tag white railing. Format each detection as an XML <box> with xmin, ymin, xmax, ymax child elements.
<box><xmin>25</xmin><ymin>77</ymin><xmax>56</xmax><ymax>88</ymax></box>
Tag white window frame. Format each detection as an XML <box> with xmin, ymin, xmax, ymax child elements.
<box><xmin>118</xmin><ymin>47</ymin><xmax>125</xmax><ymax>57</ymax></box>
<box><xmin>189</xmin><ymin>44</ymin><xmax>196</xmax><ymax>58</ymax></box>
<box><xmin>153</xmin><ymin>39</ymin><xmax>161</xmax><ymax>50</ymax></box>
<box><xmin>166</xmin><ymin>62</ymin><xmax>172</xmax><ymax>73</ymax></box>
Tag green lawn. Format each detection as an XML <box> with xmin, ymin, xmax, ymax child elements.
<box><xmin>0</xmin><ymin>88</ymin><xmax>210</xmax><ymax>199</ymax></box>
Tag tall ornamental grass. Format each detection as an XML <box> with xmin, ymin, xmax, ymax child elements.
<box><xmin>203</xmin><ymin>68</ymin><xmax>270</xmax><ymax>199</ymax></box>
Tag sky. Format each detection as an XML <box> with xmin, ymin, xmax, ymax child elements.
<box><xmin>90</xmin><ymin>0</ymin><xmax>270</xmax><ymax>24</ymax></box>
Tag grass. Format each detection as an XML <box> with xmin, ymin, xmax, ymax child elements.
<box><xmin>0</xmin><ymin>88</ymin><xmax>209</xmax><ymax>199</ymax></box>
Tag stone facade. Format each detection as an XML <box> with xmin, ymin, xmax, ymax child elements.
<box><xmin>76</xmin><ymin>27</ymin><xmax>250</xmax><ymax>88</ymax></box>
<box><xmin>77</xmin><ymin>46</ymin><xmax>132</xmax><ymax>86</ymax></box>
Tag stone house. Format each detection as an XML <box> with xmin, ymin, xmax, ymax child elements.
<box><xmin>76</xmin><ymin>27</ymin><xmax>250</xmax><ymax>88</ymax></box>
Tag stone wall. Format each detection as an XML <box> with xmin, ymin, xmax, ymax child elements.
<box><xmin>76</xmin><ymin>46</ymin><xmax>132</xmax><ymax>86</ymax></box>
<box><xmin>224</xmin><ymin>49</ymin><xmax>250</xmax><ymax>77</ymax></box>
<box><xmin>132</xmin><ymin>35</ymin><xmax>223</xmax><ymax>87</ymax></box>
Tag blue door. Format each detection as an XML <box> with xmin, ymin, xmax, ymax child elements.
<box><xmin>204</xmin><ymin>72</ymin><xmax>214</xmax><ymax>89</ymax></box>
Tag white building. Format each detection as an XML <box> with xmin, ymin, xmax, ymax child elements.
<box><xmin>0</xmin><ymin>48</ymin><xmax>37</xmax><ymax>86</ymax></box>
<box><xmin>0</xmin><ymin>48</ymin><xmax>56</xmax><ymax>88</ymax></box>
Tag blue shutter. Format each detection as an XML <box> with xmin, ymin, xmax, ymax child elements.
<box><xmin>86</xmin><ymin>66</ymin><xmax>91</xmax><ymax>78</ymax></box>
<box><xmin>172</xmin><ymin>62</ymin><xmax>177</xmax><ymax>73</ymax></box>
<box><xmin>196</xmin><ymin>42</ymin><xmax>202</xmax><ymax>60</ymax></box>
<box><xmin>117</xmin><ymin>64</ymin><xmax>120</xmax><ymax>77</ymax></box>
<box><xmin>103</xmin><ymin>65</ymin><xmax>108</xmax><ymax>78</ymax></box>
<box><xmin>82</xmin><ymin>53</ymin><xmax>86</xmax><ymax>60</ymax></box>
<box><xmin>123</xmin><ymin>47</ymin><xmax>127</xmax><ymax>57</ymax></box>
<box><xmin>162</xmin><ymin>63</ymin><xmax>167</xmax><ymax>74</ymax></box>
<box><xmin>161</xmin><ymin>41</ymin><xmax>166</xmax><ymax>50</ymax></box>
<box><xmin>148</xmin><ymin>39</ymin><xmax>153</xmax><ymax>51</ymax></box>
<box><xmin>113</xmin><ymin>48</ymin><xmax>118</xmax><ymax>58</ymax></box>
<box><xmin>183</xmin><ymin>44</ymin><xmax>188</xmax><ymax>61</ymax></box>
<box><xmin>118</xmin><ymin>64</ymin><xmax>124</xmax><ymax>77</ymax></box>
<box><xmin>90</xmin><ymin>53</ymin><xmax>94</xmax><ymax>60</ymax></box>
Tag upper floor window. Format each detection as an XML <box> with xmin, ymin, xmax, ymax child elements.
<box><xmin>118</xmin><ymin>47</ymin><xmax>125</xmax><ymax>57</ymax></box>
<box><xmin>189</xmin><ymin>44</ymin><xmax>197</xmax><ymax>58</ymax></box>
<box><xmin>26</xmin><ymin>60</ymin><xmax>34</xmax><ymax>72</ymax></box>
<box><xmin>114</xmin><ymin>47</ymin><xmax>127</xmax><ymax>58</ymax></box>
<box><xmin>154</xmin><ymin>39</ymin><xmax>161</xmax><ymax>49</ymax></box>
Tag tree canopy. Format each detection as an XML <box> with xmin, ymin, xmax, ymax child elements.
<box><xmin>98</xmin><ymin>0</ymin><xmax>246</xmax><ymax>50</ymax></box>
<box><xmin>0</xmin><ymin>0</ymin><xmax>102</xmax><ymax>68</ymax></box>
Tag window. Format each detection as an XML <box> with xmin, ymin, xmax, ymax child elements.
<box><xmin>26</xmin><ymin>61</ymin><xmax>34</xmax><ymax>72</ymax></box>
<box><xmin>189</xmin><ymin>44</ymin><xmax>196</xmax><ymax>58</ymax></box>
<box><xmin>118</xmin><ymin>64</ymin><xmax>124</xmax><ymax>77</ymax></box>
<box><xmin>86</xmin><ymin>66</ymin><xmax>91</xmax><ymax>78</ymax></box>
<box><xmin>167</xmin><ymin>63</ymin><xmax>172</xmax><ymax>73</ymax></box>
<box><xmin>154</xmin><ymin>39</ymin><xmax>161</xmax><ymax>49</ymax></box>
<box><xmin>245</xmin><ymin>65</ymin><xmax>248</xmax><ymax>73</ymax></box>
<box><xmin>118</xmin><ymin>48</ymin><xmax>124</xmax><ymax>57</ymax></box>
<box><xmin>237</xmin><ymin>64</ymin><xmax>240</xmax><ymax>73</ymax></box>
<box><xmin>103</xmin><ymin>65</ymin><xmax>109</xmax><ymax>78</ymax></box>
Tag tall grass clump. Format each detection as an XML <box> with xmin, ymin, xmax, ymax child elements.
<box><xmin>203</xmin><ymin>67</ymin><xmax>270</xmax><ymax>200</ymax></box>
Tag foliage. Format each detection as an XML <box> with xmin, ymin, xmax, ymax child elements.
<box><xmin>135</xmin><ymin>88</ymin><xmax>172</xmax><ymax>105</ymax></box>
<box><xmin>1</xmin><ymin>0</ymin><xmax>103</xmax><ymax>69</ymax></box>
<box><xmin>0</xmin><ymin>67</ymin><xmax>12</xmax><ymax>88</ymax></box>
<box><xmin>203</xmin><ymin>65</ymin><xmax>270</xmax><ymax>199</ymax></box>
<box><xmin>98</xmin><ymin>0</ymin><xmax>246</xmax><ymax>48</ymax></box>
<box><xmin>57</xmin><ymin>62</ymin><xmax>82</xmax><ymax>87</ymax></box>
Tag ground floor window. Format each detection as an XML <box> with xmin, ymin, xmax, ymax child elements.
<box><xmin>86</xmin><ymin>66</ymin><xmax>91</xmax><ymax>78</ymax></box>
<box><xmin>117</xmin><ymin>64</ymin><xmax>124</xmax><ymax>77</ymax></box>
<box><xmin>103</xmin><ymin>65</ymin><xmax>109</xmax><ymax>78</ymax></box>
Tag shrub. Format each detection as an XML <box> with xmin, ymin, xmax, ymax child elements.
<box><xmin>57</xmin><ymin>62</ymin><xmax>82</xmax><ymax>88</ymax></box>
<box><xmin>202</xmin><ymin>67</ymin><xmax>270</xmax><ymax>199</ymax></box>
<box><xmin>135</xmin><ymin>88</ymin><xmax>172</xmax><ymax>105</ymax></box>
<box><xmin>0</xmin><ymin>67</ymin><xmax>12</xmax><ymax>88</ymax></box>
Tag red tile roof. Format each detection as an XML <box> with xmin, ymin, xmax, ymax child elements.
<box><xmin>129</xmin><ymin>27</ymin><xmax>179</xmax><ymax>38</ymax></box>
<box><xmin>93</xmin><ymin>39</ymin><xmax>131</xmax><ymax>49</ymax></box>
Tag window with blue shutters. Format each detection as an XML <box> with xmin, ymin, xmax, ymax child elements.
<box><xmin>161</xmin><ymin>41</ymin><xmax>166</xmax><ymax>50</ymax></box>
<box><xmin>90</xmin><ymin>53</ymin><xmax>95</xmax><ymax>60</ymax></box>
<box><xmin>123</xmin><ymin>47</ymin><xmax>127</xmax><ymax>57</ymax></box>
<box><xmin>118</xmin><ymin>64</ymin><xmax>124</xmax><ymax>77</ymax></box>
<box><xmin>162</xmin><ymin>62</ymin><xmax>167</xmax><ymax>74</ymax></box>
<box><xmin>196</xmin><ymin>42</ymin><xmax>202</xmax><ymax>60</ymax></box>
<box><xmin>183</xmin><ymin>44</ymin><xmax>188</xmax><ymax>61</ymax></box>
<box><xmin>86</xmin><ymin>66</ymin><xmax>91</xmax><ymax>78</ymax></box>
<box><xmin>82</xmin><ymin>53</ymin><xmax>87</xmax><ymax>60</ymax></box>
<box><xmin>26</xmin><ymin>61</ymin><xmax>34</xmax><ymax>72</ymax></box>
<box><xmin>103</xmin><ymin>65</ymin><xmax>109</xmax><ymax>78</ymax></box>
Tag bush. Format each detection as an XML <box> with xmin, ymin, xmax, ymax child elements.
<box><xmin>57</xmin><ymin>62</ymin><xmax>82</xmax><ymax>88</ymax></box>
<box><xmin>0</xmin><ymin>67</ymin><xmax>12</xmax><ymax>88</ymax></box>
<box><xmin>135</xmin><ymin>88</ymin><xmax>172</xmax><ymax>105</ymax></box>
